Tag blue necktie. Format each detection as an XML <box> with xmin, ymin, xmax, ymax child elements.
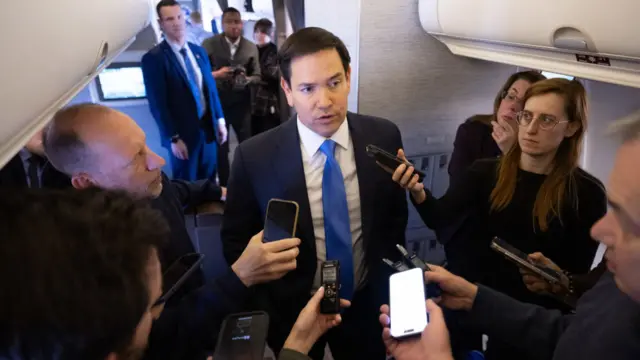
<box><xmin>179</xmin><ymin>48</ymin><xmax>204</xmax><ymax>117</ymax></box>
<box><xmin>320</xmin><ymin>140</ymin><xmax>354</xmax><ymax>301</ymax></box>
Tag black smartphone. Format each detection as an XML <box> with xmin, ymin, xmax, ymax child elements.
<box><xmin>263</xmin><ymin>199</ymin><xmax>299</xmax><ymax>242</ymax></box>
<box><xmin>365</xmin><ymin>144</ymin><xmax>426</xmax><ymax>182</ymax></box>
<box><xmin>389</xmin><ymin>268</ymin><xmax>428</xmax><ymax>339</ymax></box>
<box><xmin>213</xmin><ymin>311</ymin><xmax>270</xmax><ymax>360</ymax></box>
<box><xmin>490</xmin><ymin>237</ymin><xmax>564</xmax><ymax>285</ymax></box>
<box><xmin>154</xmin><ymin>253</ymin><xmax>204</xmax><ymax>306</ymax></box>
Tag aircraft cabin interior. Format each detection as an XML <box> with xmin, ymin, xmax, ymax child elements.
<box><xmin>1</xmin><ymin>0</ymin><xmax>639</xmax><ymax>359</ymax></box>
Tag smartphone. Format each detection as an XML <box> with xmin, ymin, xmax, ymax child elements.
<box><xmin>490</xmin><ymin>237</ymin><xmax>563</xmax><ymax>285</ymax></box>
<box><xmin>389</xmin><ymin>268</ymin><xmax>428</xmax><ymax>339</ymax></box>
<box><xmin>263</xmin><ymin>199</ymin><xmax>299</xmax><ymax>242</ymax></box>
<box><xmin>213</xmin><ymin>311</ymin><xmax>269</xmax><ymax>360</ymax></box>
<box><xmin>365</xmin><ymin>144</ymin><xmax>425</xmax><ymax>182</ymax></box>
<box><xmin>154</xmin><ymin>253</ymin><xmax>204</xmax><ymax>306</ymax></box>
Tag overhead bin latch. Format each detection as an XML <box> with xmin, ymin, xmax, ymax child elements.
<box><xmin>552</xmin><ymin>27</ymin><xmax>595</xmax><ymax>53</ymax></box>
<box><xmin>89</xmin><ymin>41</ymin><xmax>109</xmax><ymax>76</ymax></box>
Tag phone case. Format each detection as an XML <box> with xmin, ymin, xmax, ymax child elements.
<box><xmin>263</xmin><ymin>198</ymin><xmax>300</xmax><ymax>242</ymax></box>
<box><xmin>213</xmin><ymin>311</ymin><xmax>270</xmax><ymax>358</ymax></box>
<box><xmin>365</xmin><ymin>144</ymin><xmax>426</xmax><ymax>181</ymax></box>
<box><xmin>490</xmin><ymin>237</ymin><xmax>563</xmax><ymax>285</ymax></box>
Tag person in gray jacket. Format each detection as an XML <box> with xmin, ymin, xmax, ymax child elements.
<box><xmin>379</xmin><ymin>111</ymin><xmax>640</xmax><ymax>360</ymax></box>
<box><xmin>201</xmin><ymin>7</ymin><xmax>261</xmax><ymax>186</ymax></box>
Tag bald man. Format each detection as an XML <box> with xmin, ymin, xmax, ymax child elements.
<box><xmin>43</xmin><ymin>103</ymin><xmax>301</xmax><ymax>359</ymax></box>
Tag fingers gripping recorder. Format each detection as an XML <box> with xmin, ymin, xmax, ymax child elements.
<box><xmin>384</xmin><ymin>245</ymin><xmax>442</xmax><ymax>299</ymax></box>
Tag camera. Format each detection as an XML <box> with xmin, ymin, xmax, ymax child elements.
<box><xmin>320</xmin><ymin>260</ymin><xmax>340</xmax><ymax>314</ymax></box>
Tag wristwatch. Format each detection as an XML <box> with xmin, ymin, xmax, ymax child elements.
<box><xmin>171</xmin><ymin>135</ymin><xmax>180</xmax><ymax>143</ymax></box>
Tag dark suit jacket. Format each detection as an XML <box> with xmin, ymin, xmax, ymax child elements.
<box><xmin>144</xmin><ymin>174</ymin><xmax>249</xmax><ymax>360</ymax></box>
<box><xmin>464</xmin><ymin>272</ymin><xmax>640</xmax><ymax>360</ymax></box>
<box><xmin>201</xmin><ymin>35</ymin><xmax>260</xmax><ymax>105</ymax></box>
<box><xmin>0</xmin><ymin>153</ymin><xmax>70</xmax><ymax>189</ymax></box>
<box><xmin>141</xmin><ymin>40</ymin><xmax>225</xmax><ymax>147</ymax></box>
<box><xmin>221</xmin><ymin>113</ymin><xmax>408</xmax><ymax>350</ymax></box>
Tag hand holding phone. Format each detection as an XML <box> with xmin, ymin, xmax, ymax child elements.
<box><xmin>389</xmin><ymin>268</ymin><xmax>428</xmax><ymax>339</ymax></box>
<box><xmin>366</xmin><ymin>144</ymin><xmax>426</xmax><ymax>182</ymax></box>
<box><xmin>490</xmin><ymin>237</ymin><xmax>565</xmax><ymax>286</ymax></box>
<box><xmin>230</xmin><ymin>230</ymin><xmax>301</xmax><ymax>287</ymax></box>
<box><xmin>380</xmin><ymin>299</ymin><xmax>453</xmax><ymax>360</ymax></box>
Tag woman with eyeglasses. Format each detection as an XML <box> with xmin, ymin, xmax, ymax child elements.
<box><xmin>390</xmin><ymin>78</ymin><xmax>607</xmax><ymax>360</ymax></box>
<box><xmin>448</xmin><ymin>71</ymin><xmax>547</xmax><ymax>179</ymax></box>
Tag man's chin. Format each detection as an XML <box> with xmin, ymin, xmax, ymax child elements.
<box><xmin>149</xmin><ymin>183</ymin><xmax>163</xmax><ymax>199</ymax></box>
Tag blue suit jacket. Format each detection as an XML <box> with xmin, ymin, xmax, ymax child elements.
<box><xmin>221</xmin><ymin>112</ymin><xmax>408</xmax><ymax>350</ymax></box>
<box><xmin>142</xmin><ymin>40</ymin><xmax>224</xmax><ymax>148</ymax></box>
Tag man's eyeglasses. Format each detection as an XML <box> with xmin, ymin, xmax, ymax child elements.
<box><xmin>516</xmin><ymin>110</ymin><xmax>568</xmax><ymax>130</ymax></box>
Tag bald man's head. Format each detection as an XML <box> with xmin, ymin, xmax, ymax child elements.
<box><xmin>44</xmin><ymin>103</ymin><xmax>166</xmax><ymax>198</ymax></box>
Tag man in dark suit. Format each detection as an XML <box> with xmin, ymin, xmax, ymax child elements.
<box><xmin>44</xmin><ymin>103</ymin><xmax>302</xmax><ymax>359</ymax></box>
<box><xmin>221</xmin><ymin>27</ymin><xmax>408</xmax><ymax>360</ymax></box>
<box><xmin>0</xmin><ymin>128</ymin><xmax>70</xmax><ymax>189</ymax></box>
<box><xmin>142</xmin><ymin>0</ymin><xmax>227</xmax><ymax>182</ymax></box>
<box><xmin>202</xmin><ymin>7</ymin><xmax>261</xmax><ymax>186</ymax></box>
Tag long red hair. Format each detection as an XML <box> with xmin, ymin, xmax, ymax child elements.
<box><xmin>489</xmin><ymin>79</ymin><xmax>587</xmax><ymax>231</ymax></box>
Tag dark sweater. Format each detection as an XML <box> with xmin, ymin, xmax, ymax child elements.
<box><xmin>466</xmin><ymin>272</ymin><xmax>640</xmax><ymax>360</ymax></box>
<box><xmin>144</xmin><ymin>174</ymin><xmax>249</xmax><ymax>360</ymax></box>
<box><xmin>415</xmin><ymin>159</ymin><xmax>607</xmax><ymax>310</ymax></box>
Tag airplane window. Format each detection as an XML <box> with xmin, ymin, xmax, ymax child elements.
<box><xmin>541</xmin><ymin>71</ymin><xmax>575</xmax><ymax>81</ymax></box>
<box><xmin>94</xmin><ymin>63</ymin><xmax>146</xmax><ymax>102</ymax></box>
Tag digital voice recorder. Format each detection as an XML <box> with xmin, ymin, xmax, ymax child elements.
<box><xmin>320</xmin><ymin>260</ymin><xmax>341</xmax><ymax>314</ymax></box>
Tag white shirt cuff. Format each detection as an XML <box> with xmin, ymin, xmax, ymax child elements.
<box><xmin>218</xmin><ymin>118</ymin><xmax>226</xmax><ymax>126</ymax></box>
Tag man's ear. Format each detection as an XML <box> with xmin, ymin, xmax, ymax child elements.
<box><xmin>71</xmin><ymin>173</ymin><xmax>96</xmax><ymax>190</ymax></box>
<box><xmin>280</xmin><ymin>77</ymin><xmax>294</xmax><ymax>107</ymax></box>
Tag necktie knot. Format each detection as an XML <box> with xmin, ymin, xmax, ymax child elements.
<box><xmin>179</xmin><ymin>48</ymin><xmax>188</xmax><ymax>56</ymax></box>
<box><xmin>319</xmin><ymin>139</ymin><xmax>337</xmax><ymax>159</ymax></box>
<box><xmin>28</xmin><ymin>155</ymin><xmax>43</xmax><ymax>166</ymax></box>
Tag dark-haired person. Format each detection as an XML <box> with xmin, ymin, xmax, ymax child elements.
<box><xmin>202</xmin><ymin>7</ymin><xmax>261</xmax><ymax>186</ymax></box>
<box><xmin>142</xmin><ymin>0</ymin><xmax>227</xmax><ymax>182</ymax></box>
<box><xmin>187</xmin><ymin>10</ymin><xmax>213</xmax><ymax>45</ymax></box>
<box><xmin>441</xmin><ymin>71</ymin><xmax>546</xmax><ymax>359</ymax></box>
<box><xmin>44</xmin><ymin>103</ymin><xmax>302</xmax><ymax>360</ymax></box>
<box><xmin>391</xmin><ymin>79</ymin><xmax>607</xmax><ymax>360</ymax></box>
<box><xmin>0</xmin><ymin>188</ymin><xmax>166</xmax><ymax>359</ymax></box>
<box><xmin>221</xmin><ymin>27</ymin><xmax>408</xmax><ymax>360</ymax></box>
<box><xmin>0</xmin><ymin>128</ymin><xmax>70</xmax><ymax>189</ymax></box>
<box><xmin>252</xmin><ymin>18</ymin><xmax>280</xmax><ymax>135</ymax></box>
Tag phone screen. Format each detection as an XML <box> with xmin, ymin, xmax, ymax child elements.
<box><xmin>263</xmin><ymin>200</ymin><xmax>298</xmax><ymax>242</ymax></box>
<box><xmin>154</xmin><ymin>253</ymin><xmax>204</xmax><ymax>306</ymax></box>
<box><xmin>214</xmin><ymin>312</ymin><xmax>269</xmax><ymax>360</ymax></box>
<box><xmin>389</xmin><ymin>268</ymin><xmax>428</xmax><ymax>338</ymax></box>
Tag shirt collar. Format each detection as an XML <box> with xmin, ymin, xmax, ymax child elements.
<box><xmin>296</xmin><ymin>116</ymin><xmax>350</xmax><ymax>157</ymax></box>
<box><xmin>167</xmin><ymin>38</ymin><xmax>188</xmax><ymax>53</ymax></box>
<box><xmin>225</xmin><ymin>36</ymin><xmax>241</xmax><ymax>47</ymax></box>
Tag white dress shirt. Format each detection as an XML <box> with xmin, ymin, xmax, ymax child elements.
<box><xmin>226</xmin><ymin>36</ymin><xmax>241</xmax><ymax>59</ymax></box>
<box><xmin>167</xmin><ymin>39</ymin><xmax>207</xmax><ymax>118</ymax></box>
<box><xmin>296</xmin><ymin>117</ymin><xmax>366</xmax><ymax>291</ymax></box>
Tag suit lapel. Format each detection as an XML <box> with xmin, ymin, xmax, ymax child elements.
<box><xmin>161</xmin><ymin>41</ymin><xmax>189</xmax><ymax>87</ymax></box>
<box><xmin>273</xmin><ymin>117</ymin><xmax>316</xmax><ymax>252</ymax></box>
<box><xmin>348</xmin><ymin>113</ymin><xmax>376</xmax><ymax>250</ymax></box>
<box><xmin>1</xmin><ymin>155</ymin><xmax>27</xmax><ymax>187</ymax></box>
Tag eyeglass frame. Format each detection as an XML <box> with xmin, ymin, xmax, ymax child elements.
<box><xmin>501</xmin><ymin>90</ymin><xmax>525</xmax><ymax>109</ymax></box>
<box><xmin>515</xmin><ymin>110</ymin><xmax>569</xmax><ymax>130</ymax></box>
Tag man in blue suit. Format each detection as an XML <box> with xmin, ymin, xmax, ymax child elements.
<box><xmin>221</xmin><ymin>27</ymin><xmax>409</xmax><ymax>360</ymax></box>
<box><xmin>142</xmin><ymin>0</ymin><xmax>227</xmax><ymax>181</ymax></box>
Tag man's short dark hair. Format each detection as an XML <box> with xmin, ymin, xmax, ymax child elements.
<box><xmin>277</xmin><ymin>27</ymin><xmax>351</xmax><ymax>85</ymax></box>
<box><xmin>222</xmin><ymin>7</ymin><xmax>241</xmax><ymax>21</ymax></box>
<box><xmin>254</xmin><ymin>18</ymin><xmax>273</xmax><ymax>35</ymax></box>
<box><xmin>156</xmin><ymin>0</ymin><xmax>180</xmax><ymax>19</ymax></box>
<box><xmin>0</xmin><ymin>188</ymin><xmax>168</xmax><ymax>359</ymax></box>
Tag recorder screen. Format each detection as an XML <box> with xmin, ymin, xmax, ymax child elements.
<box><xmin>322</xmin><ymin>266</ymin><xmax>337</xmax><ymax>282</ymax></box>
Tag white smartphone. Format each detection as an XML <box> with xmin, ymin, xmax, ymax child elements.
<box><xmin>389</xmin><ymin>267</ymin><xmax>428</xmax><ymax>339</ymax></box>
